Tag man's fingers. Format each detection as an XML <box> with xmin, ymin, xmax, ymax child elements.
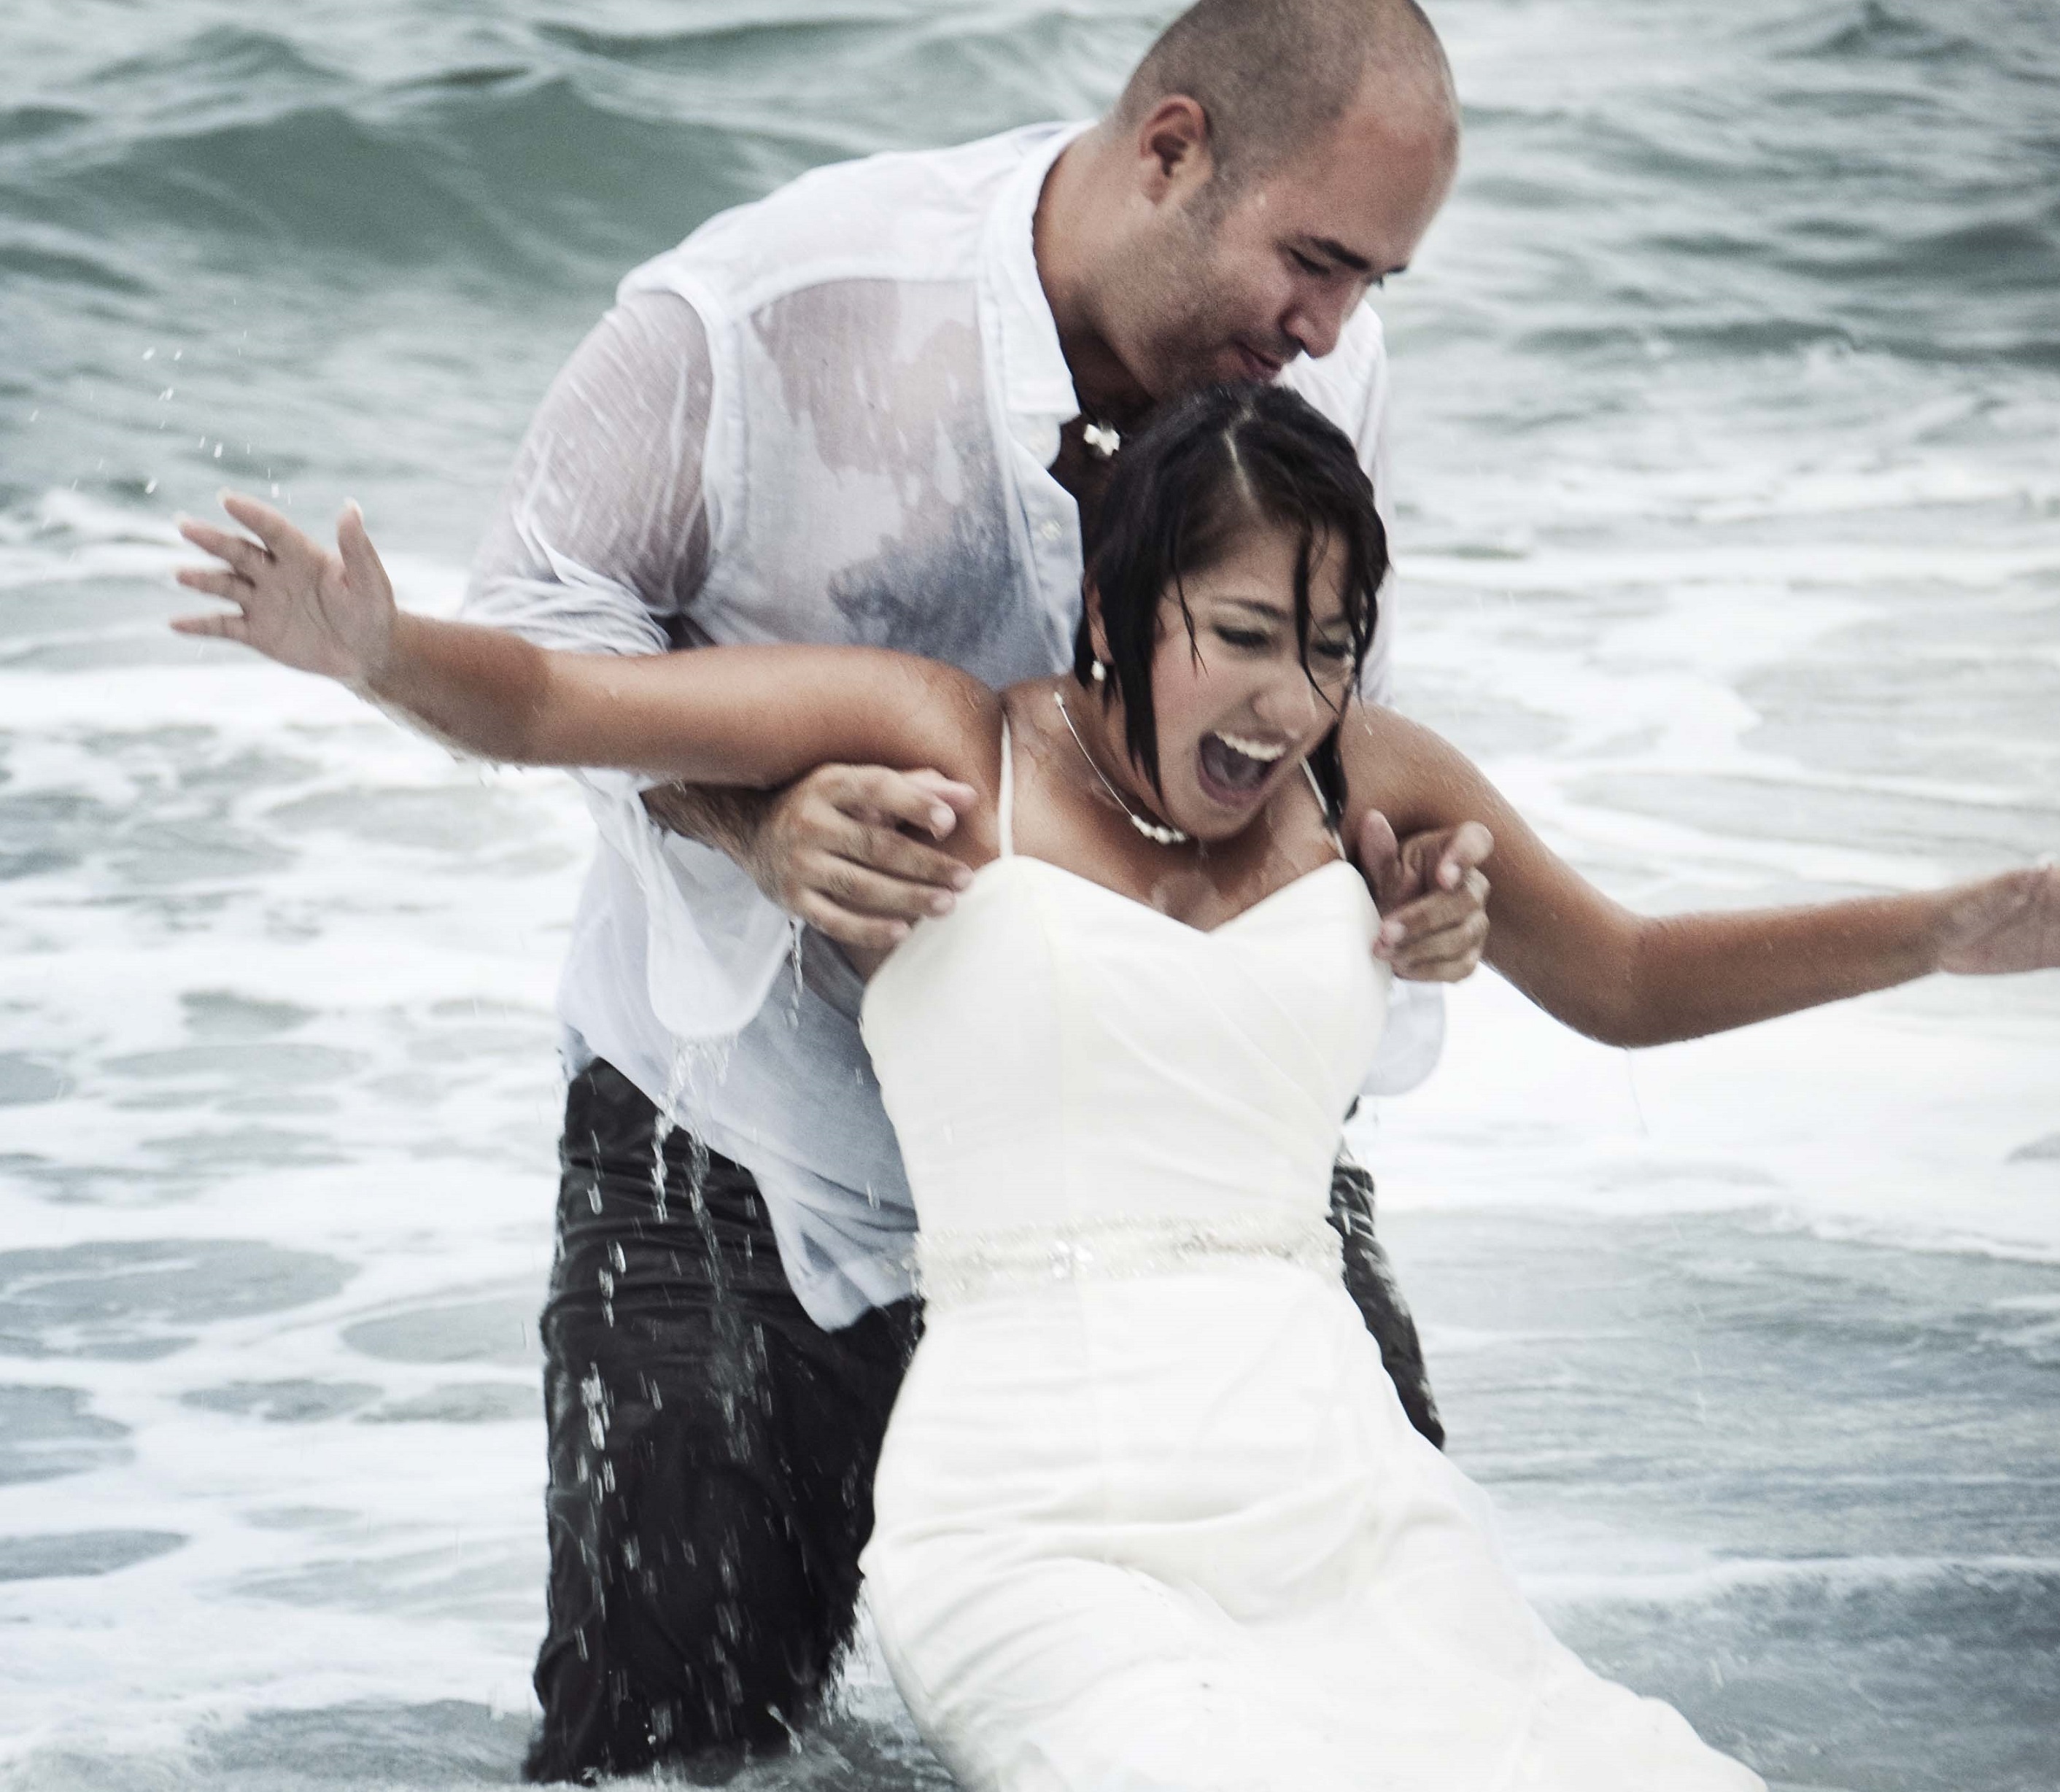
<box><xmin>802</xmin><ymin>852</ymin><xmax>961</xmax><ymax>923</ymax></box>
<box><xmin>1385</xmin><ymin>912</ymin><xmax>1490</xmax><ymax>982</ymax></box>
<box><xmin>902</xmin><ymin>768</ymin><xmax>980</xmax><ymax>816</ymax></box>
<box><xmin>824</xmin><ymin>815</ymin><xmax>975</xmax><ymax>891</ymax></box>
<box><xmin>832</xmin><ymin>765</ymin><xmax>967</xmax><ymax>840</ymax></box>
<box><xmin>791</xmin><ymin>891</ymin><xmax>911</xmax><ymax>954</ymax></box>
<box><xmin>1376</xmin><ymin>863</ymin><xmax>1490</xmax><ymax>981</ymax></box>
<box><xmin>1353</xmin><ymin>808</ymin><xmax>1401</xmax><ymax>882</ymax></box>
<box><xmin>1433</xmin><ymin>821</ymin><xmax>1495</xmax><ymax>890</ymax></box>
<box><xmin>1376</xmin><ymin>872</ymin><xmax>1491</xmax><ymax>945</ymax></box>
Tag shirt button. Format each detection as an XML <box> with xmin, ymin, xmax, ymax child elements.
<box><xmin>1039</xmin><ymin>519</ymin><xmax>1063</xmax><ymax>543</ymax></box>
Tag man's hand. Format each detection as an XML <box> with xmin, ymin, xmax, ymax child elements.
<box><xmin>1355</xmin><ymin>812</ymin><xmax>1493</xmax><ymax>983</ymax></box>
<box><xmin>644</xmin><ymin>764</ymin><xmax>978</xmax><ymax>954</ymax></box>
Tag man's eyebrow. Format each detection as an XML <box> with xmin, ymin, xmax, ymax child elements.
<box><xmin>1306</xmin><ymin>236</ymin><xmax>1375</xmax><ymax>274</ymax></box>
<box><xmin>1303</xmin><ymin>237</ymin><xmax>1409</xmax><ymax>281</ymax></box>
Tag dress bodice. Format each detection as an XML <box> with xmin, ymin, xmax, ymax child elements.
<box><xmin>859</xmin><ymin>719</ymin><xmax>1390</xmax><ymax>1298</ymax></box>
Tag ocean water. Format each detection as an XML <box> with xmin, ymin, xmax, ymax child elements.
<box><xmin>2</xmin><ymin>0</ymin><xmax>2056</xmax><ymax>1786</ymax></box>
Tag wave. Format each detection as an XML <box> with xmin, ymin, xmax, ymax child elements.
<box><xmin>1531</xmin><ymin>1551</ymin><xmax>2060</xmax><ymax>1609</ymax></box>
<box><xmin>8</xmin><ymin>60</ymin><xmax>828</xmax><ymax>288</ymax></box>
<box><xmin>0</xmin><ymin>9</ymin><xmax>1149</xmax><ymax>298</ymax></box>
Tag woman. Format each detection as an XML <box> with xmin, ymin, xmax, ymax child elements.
<box><xmin>175</xmin><ymin>385</ymin><xmax>2056</xmax><ymax>1789</ymax></box>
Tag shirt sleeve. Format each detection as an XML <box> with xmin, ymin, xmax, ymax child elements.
<box><xmin>1353</xmin><ymin>335</ymin><xmax>1397</xmax><ymax>710</ymax></box>
<box><xmin>1343</xmin><ymin>318</ymin><xmax>1447</xmax><ymax>1098</ymax></box>
<box><xmin>462</xmin><ymin>290</ymin><xmax>713</xmax><ymax>656</ymax></box>
<box><xmin>465</xmin><ymin>289</ymin><xmax>797</xmax><ymax>1047</ymax></box>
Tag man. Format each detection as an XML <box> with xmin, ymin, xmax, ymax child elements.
<box><xmin>463</xmin><ymin>0</ymin><xmax>1485</xmax><ymax>1778</ymax></box>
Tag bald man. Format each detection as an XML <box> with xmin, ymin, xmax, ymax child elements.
<box><xmin>464</xmin><ymin>0</ymin><xmax>1481</xmax><ymax>1778</ymax></box>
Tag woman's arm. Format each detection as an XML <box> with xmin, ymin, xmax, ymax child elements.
<box><xmin>174</xmin><ymin>494</ymin><xmax>998</xmax><ymax>807</ymax></box>
<box><xmin>1340</xmin><ymin>706</ymin><xmax>2059</xmax><ymax>1047</ymax></box>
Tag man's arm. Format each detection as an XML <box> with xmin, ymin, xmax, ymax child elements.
<box><xmin>462</xmin><ymin>289</ymin><xmax>975</xmax><ymax>948</ymax></box>
<box><xmin>1341</xmin><ymin>337</ymin><xmax>1488</xmax><ymax>987</ymax></box>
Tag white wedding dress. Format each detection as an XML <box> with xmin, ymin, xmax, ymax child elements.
<box><xmin>858</xmin><ymin>724</ymin><xmax>1762</xmax><ymax>1792</ymax></box>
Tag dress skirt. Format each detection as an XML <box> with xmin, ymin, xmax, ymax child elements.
<box><xmin>861</xmin><ymin>1260</ymin><xmax>1764</xmax><ymax>1792</ymax></box>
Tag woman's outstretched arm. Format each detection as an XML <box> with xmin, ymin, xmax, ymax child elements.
<box><xmin>1341</xmin><ymin>706</ymin><xmax>2059</xmax><ymax>1047</ymax></box>
<box><xmin>174</xmin><ymin>495</ymin><xmax>998</xmax><ymax>804</ymax></box>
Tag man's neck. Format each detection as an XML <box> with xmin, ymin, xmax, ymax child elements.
<box><xmin>1033</xmin><ymin>128</ymin><xmax>1153</xmax><ymax>430</ymax></box>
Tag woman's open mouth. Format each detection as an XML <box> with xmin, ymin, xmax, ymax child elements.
<box><xmin>1196</xmin><ymin>729</ymin><xmax>1289</xmax><ymax>806</ymax></box>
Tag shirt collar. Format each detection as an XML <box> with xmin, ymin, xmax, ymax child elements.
<box><xmin>981</xmin><ymin>120</ymin><xmax>1094</xmax><ymax>468</ymax></box>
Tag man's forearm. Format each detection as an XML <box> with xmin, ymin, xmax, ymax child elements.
<box><xmin>640</xmin><ymin>781</ymin><xmax>772</xmax><ymax>866</ymax></box>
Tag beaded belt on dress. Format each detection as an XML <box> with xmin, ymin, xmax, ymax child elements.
<box><xmin>915</xmin><ymin>1211</ymin><xmax>1344</xmax><ymax>1308</ymax></box>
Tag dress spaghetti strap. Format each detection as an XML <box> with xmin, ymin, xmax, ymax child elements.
<box><xmin>1300</xmin><ymin>759</ymin><xmax>1344</xmax><ymax>860</ymax></box>
<box><xmin>998</xmin><ymin>715</ymin><xmax>1015</xmax><ymax>858</ymax></box>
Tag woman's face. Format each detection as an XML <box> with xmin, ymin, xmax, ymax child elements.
<box><xmin>1139</xmin><ymin>516</ymin><xmax>1358</xmax><ymax>841</ymax></box>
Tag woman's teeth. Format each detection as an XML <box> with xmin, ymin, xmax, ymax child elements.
<box><xmin>1198</xmin><ymin>731</ymin><xmax>1287</xmax><ymax>796</ymax></box>
<box><xmin>1216</xmin><ymin>732</ymin><xmax>1286</xmax><ymax>763</ymax></box>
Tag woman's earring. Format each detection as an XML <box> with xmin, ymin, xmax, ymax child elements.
<box><xmin>1089</xmin><ymin>660</ymin><xmax>1107</xmax><ymax>684</ymax></box>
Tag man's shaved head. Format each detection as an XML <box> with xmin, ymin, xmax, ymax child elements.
<box><xmin>1115</xmin><ymin>0</ymin><xmax>1458</xmax><ymax>188</ymax></box>
<box><xmin>1038</xmin><ymin>0</ymin><xmax>1460</xmax><ymax>413</ymax></box>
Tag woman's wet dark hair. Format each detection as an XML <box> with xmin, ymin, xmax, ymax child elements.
<box><xmin>1075</xmin><ymin>382</ymin><xmax>1387</xmax><ymax>813</ymax></box>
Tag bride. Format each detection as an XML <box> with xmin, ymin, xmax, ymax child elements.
<box><xmin>175</xmin><ymin>383</ymin><xmax>2056</xmax><ymax>1790</ymax></box>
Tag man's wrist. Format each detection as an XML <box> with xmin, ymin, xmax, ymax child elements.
<box><xmin>641</xmin><ymin>782</ymin><xmax>771</xmax><ymax>866</ymax></box>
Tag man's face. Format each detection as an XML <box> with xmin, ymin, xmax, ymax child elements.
<box><xmin>1109</xmin><ymin>97</ymin><xmax>1456</xmax><ymax>401</ymax></box>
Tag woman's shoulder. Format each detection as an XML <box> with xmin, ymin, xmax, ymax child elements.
<box><xmin>1336</xmin><ymin>702</ymin><xmax>1482</xmax><ymax>837</ymax></box>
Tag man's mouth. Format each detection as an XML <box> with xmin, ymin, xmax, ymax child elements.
<box><xmin>1230</xmin><ymin>340</ymin><xmax>1285</xmax><ymax>381</ymax></box>
<box><xmin>1197</xmin><ymin>729</ymin><xmax>1290</xmax><ymax>803</ymax></box>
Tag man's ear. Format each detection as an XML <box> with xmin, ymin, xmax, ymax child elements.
<box><xmin>1083</xmin><ymin>578</ymin><xmax>1114</xmax><ymax>670</ymax></box>
<box><xmin>1131</xmin><ymin>95</ymin><xmax>1215</xmax><ymax>201</ymax></box>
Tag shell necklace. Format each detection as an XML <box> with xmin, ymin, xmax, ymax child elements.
<box><xmin>1052</xmin><ymin>690</ymin><xmax>1190</xmax><ymax>847</ymax></box>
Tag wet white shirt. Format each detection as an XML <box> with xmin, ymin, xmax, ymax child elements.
<box><xmin>464</xmin><ymin>121</ymin><xmax>1440</xmax><ymax>1328</ymax></box>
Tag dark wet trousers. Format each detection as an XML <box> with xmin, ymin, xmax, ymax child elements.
<box><xmin>524</xmin><ymin>1057</ymin><xmax>1443</xmax><ymax>1783</ymax></box>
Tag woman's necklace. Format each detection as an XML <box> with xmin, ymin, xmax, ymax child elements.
<box><xmin>1052</xmin><ymin>690</ymin><xmax>1190</xmax><ymax>846</ymax></box>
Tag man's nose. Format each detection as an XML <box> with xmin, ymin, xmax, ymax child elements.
<box><xmin>1284</xmin><ymin>292</ymin><xmax>1354</xmax><ymax>362</ymax></box>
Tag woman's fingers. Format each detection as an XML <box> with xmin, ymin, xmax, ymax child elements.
<box><xmin>336</xmin><ymin>500</ymin><xmax>394</xmax><ymax>603</ymax></box>
<box><xmin>221</xmin><ymin>492</ymin><xmax>324</xmax><ymax>567</ymax></box>
<box><xmin>169</xmin><ymin>610</ymin><xmax>252</xmax><ymax>642</ymax></box>
<box><xmin>174</xmin><ymin>565</ymin><xmax>249</xmax><ymax>601</ymax></box>
<box><xmin>1940</xmin><ymin>864</ymin><xmax>2060</xmax><ymax>975</ymax></box>
<box><xmin>177</xmin><ymin>516</ymin><xmax>270</xmax><ymax>580</ymax></box>
<box><xmin>169</xmin><ymin>494</ymin><xmax>395</xmax><ymax>683</ymax></box>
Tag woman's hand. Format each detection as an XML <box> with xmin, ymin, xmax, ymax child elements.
<box><xmin>173</xmin><ymin>494</ymin><xmax>396</xmax><ymax>689</ymax></box>
<box><xmin>1937</xmin><ymin>863</ymin><xmax>2060</xmax><ymax>975</ymax></box>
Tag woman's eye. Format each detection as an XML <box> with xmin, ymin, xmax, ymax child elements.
<box><xmin>1289</xmin><ymin>251</ymin><xmax>1326</xmax><ymax>276</ymax></box>
<box><xmin>1217</xmin><ymin>628</ymin><xmax>1271</xmax><ymax>651</ymax></box>
<box><xmin>1312</xmin><ymin>640</ymin><xmax>1352</xmax><ymax>664</ymax></box>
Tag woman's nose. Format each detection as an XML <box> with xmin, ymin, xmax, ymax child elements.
<box><xmin>1255</xmin><ymin>675</ymin><xmax>1325</xmax><ymax>732</ymax></box>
